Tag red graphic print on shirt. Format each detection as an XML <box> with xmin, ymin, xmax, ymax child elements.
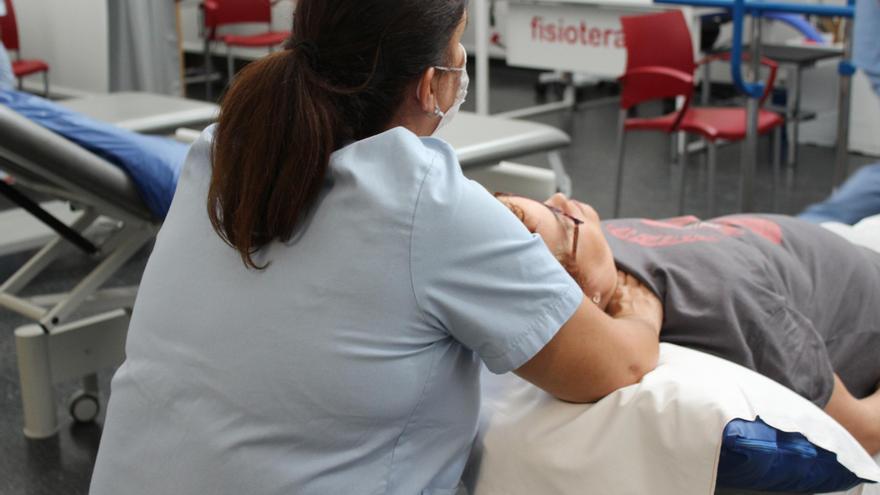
<box><xmin>606</xmin><ymin>216</ymin><xmax>783</xmax><ymax>247</ymax></box>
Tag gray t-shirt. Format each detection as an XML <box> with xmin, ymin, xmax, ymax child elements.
<box><xmin>603</xmin><ymin>214</ymin><xmax>880</xmax><ymax>406</ymax></box>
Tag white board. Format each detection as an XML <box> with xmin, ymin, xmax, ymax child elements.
<box><xmin>505</xmin><ymin>1</ymin><xmax>693</xmax><ymax>77</ymax></box>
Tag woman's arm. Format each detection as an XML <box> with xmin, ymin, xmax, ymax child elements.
<box><xmin>515</xmin><ymin>272</ymin><xmax>663</xmax><ymax>403</ymax></box>
<box><xmin>824</xmin><ymin>374</ymin><xmax>880</xmax><ymax>456</ymax></box>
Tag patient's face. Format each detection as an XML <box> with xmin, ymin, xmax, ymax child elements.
<box><xmin>498</xmin><ymin>194</ymin><xmax>618</xmax><ymax>311</ymax></box>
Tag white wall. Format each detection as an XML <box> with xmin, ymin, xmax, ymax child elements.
<box><xmin>13</xmin><ymin>0</ymin><xmax>109</xmax><ymax>94</ymax></box>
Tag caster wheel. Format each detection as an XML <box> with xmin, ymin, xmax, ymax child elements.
<box><xmin>68</xmin><ymin>390</ymin><xmax>100</xmax><ymax>423</ymax></box>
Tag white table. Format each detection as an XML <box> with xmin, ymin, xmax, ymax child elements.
<box><xmin>58</xmin><ymin>92</ymin><xmax>219</xmax><ymax>134</ymax></box>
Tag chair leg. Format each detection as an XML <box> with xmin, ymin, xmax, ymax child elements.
<box><xmin>707</xmin><ymin>139</ymin><xmax>717</xmax><ymax>218</ymax></box>
<box><xmin>701</xmin><ymin>62</ymin><xmax>711</xmax><ymax>106</ymax></box>
<box><xmin>227</xmin><ymin>45</ymin><xmax>235</xmax><ymax>85</ymax></box>
<box><xmin>204</xmin><ymin>38</ymin><xmax>213</xmax><ymax>100</ymax></box>
<box><xmin>17</xmin><ymin>77</ymin><xmax>23</xmax><ymax>91</ymax></box>
<box><xmin>773</xmin><ymin>126</ymin><xmax>782</xmax><ymax>212</ymax></box>
<box><xmin>42</xmin><ymin>72</ymin><xmax>49</xmax><ymax>98</ymax></box>
<box><xmin>613</xmin><ymin>109</ymin><xmax>628</xmax><ymax>218</ymax></box>
<box><xmin>678</xmin><ymin>134</ymin><xmax>689</xmax><ymax>215</ymax></box>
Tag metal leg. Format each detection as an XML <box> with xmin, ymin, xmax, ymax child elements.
<box><xmin>42</xmin><ymin>72</ymin><xmax>50</xmax><ymax>97</ymax></box>
<box><xmin>227</xmin><ymin>45</ymin><xmax>235</xmax><ymax>84</ymax></box>
<box><xmin>786</xmin><ymin>66</ymin><xmax>801</xmax><ymax>168</ymax></box>
<box><xmin>82</xmin><ymin>373</ymin><xmax>99</xmax><ymax>395</ymax></box>
<box><xmin>16</xmin><ymin>310</ymin><xmax>130</xmax><ymax>439</ymax></box>
<box><xmin>15</xmin><ymin>325</ymin><xmax>58</xmax><ymax>438</ymax></box>
<box><xmin>613</xmin><ymin>109</ymin><xmax>627</xmax><ymax>218</ymax></box>
<box><xmin>204</xmin><ymin>38</ymin><xmax>214</xmax><ymax>100</ymax></box>
<box><xmin>547</xmin><ymin>151</ymin><xmax>572</xmax><ymax>197</ymax></box>
<box><xmin>39</xmin><ymin>224</ymin><xmax>154</xmax><ymax>330</ymax></box>
<box><xmin>707</xmin><ymin>139</ymin><xmax>717</xmax><ymax>217</ymax></box>
<box><xmin>832</xmin><ymin>19</ymin><xmax>854</xmax><ymax>189</ymax></box>
<box><xmin>739</xmin><ymin>20</ymin><xmax>763</xmax><ymax>213</ymax></box>
<box><xmin>679</xmin><ymin>134</ymin><xmax>689</xmax><ymax>215</ymax></box>
<box><xmin>701</xmin><ymin>62</ymin><xmax>711</xmax><ymax>106</ymax></box>
<box><xmin>773</xmin><ymin>126</ymin><xmax>782</xmax><ymax>212</ymax></box>
<box><xmin>670</xmin><ymin>133</ymin><xmax>678</xmax><ymax>163</ymax></box>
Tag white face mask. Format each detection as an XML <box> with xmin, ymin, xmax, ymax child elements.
<box><xmin>431</xmin><ymin>44</ymin><xmax>469</xmax><ymax>136</ymax></box>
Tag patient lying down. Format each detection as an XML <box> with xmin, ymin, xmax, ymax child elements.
<box><xmin>495</xmin><ymin>193</ymin><xmax>880</xmax><ymax>456</ymax></box>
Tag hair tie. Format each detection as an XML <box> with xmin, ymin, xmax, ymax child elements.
<box><xmin>291</xmin><ymin>40</ymin><xmax>320</xmax><ymax>69</ymax></box>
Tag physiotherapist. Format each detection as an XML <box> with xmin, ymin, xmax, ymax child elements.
<box><xmin>0</xmin><ymin>0</ymin><xmax>15</xmax><ymax>91</ymax></box>
<box><xmin>854</xmin><ymin>0</ymin><xmax>880</xmax><ymax>96</ymax></box>
<box><xmin>89</xmin><ymin>0</ymin><xmax>662</xmax><ymax>493</ymax></box>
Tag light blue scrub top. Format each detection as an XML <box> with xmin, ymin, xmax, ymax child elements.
<box><xmin>89</xmin><ymin>125</ymin><xmax>583</xmax><ymax>495</ymax></box>
<box><xmin>855</xmin><ymin>0</ymin><xmax>880</xmax><ymax>96</ymax></box>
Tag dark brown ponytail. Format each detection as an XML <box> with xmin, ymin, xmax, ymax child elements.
<box><xmin>207</xmin><ymin>0</ymin><xmax>467</xmax><ymax>269</ymax></box>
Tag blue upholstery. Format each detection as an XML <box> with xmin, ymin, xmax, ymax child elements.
<box><xmin>717</xmin><ymin>417</ymin><xmax>872</xmax><ymax>493</ymax></box>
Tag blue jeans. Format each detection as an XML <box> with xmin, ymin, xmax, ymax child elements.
<box><xmin>799</xmin><ymin>164</ymin><xmax>880</xmax><ymax>224</ymax></box>
<box><xmin>854</xmin><ymin>0</ymin><xmax>880</xmax><ymax>96</ymax></box>
<box><xmin>0</xmin><ymin>41</ymin><xmax>14</xmax><ymax>91</ymax></box>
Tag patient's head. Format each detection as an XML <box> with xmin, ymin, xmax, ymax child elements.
<box><xmin>496</xmin><ymin>193</ymin><xmax>617</xmax><ymax>310</ymax></box>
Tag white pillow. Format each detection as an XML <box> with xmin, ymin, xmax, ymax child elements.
<box><xmin>464</xmin><ymin>343</ymin><xmax>880</xmax><ymax>495</ymax></box>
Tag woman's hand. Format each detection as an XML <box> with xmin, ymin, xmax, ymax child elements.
<box><xmin>606</xmin><ymin>271</ymin><xmax>663</xmax><ymax>335</ymax></box>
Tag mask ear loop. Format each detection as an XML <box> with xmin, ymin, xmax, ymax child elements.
<box><xmin>430</xmin><ymin>66</ymin><xmax>464</xmax><ymax>119</ymax></box>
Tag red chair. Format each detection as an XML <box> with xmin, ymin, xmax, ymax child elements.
<box><xmin>0</xmin><ymin>0</ymin><xmax>49</xmax><ymax>96</ymax></box>
<box><xmin>614</xmin><ymin>10</ymin><xmax>783</xmax><ymax>217</ymax></box>
<box><xmin>201</xmin><ymin>0</ymin><xmax>290</xmax><ymax>99</ymax></box>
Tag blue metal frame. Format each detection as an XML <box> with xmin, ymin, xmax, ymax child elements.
<box><xmin>655</xmin><ymin>0</ymin><xmax>854</xmax><ymax>96</ymax></box>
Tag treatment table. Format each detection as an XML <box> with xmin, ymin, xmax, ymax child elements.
<box><xmin>1</xmin><ymin>91</ymin><xmax>571</xmax><ymax>438</ymax></box>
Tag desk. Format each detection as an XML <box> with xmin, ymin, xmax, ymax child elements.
<box><xmin>709</xmin><ymin>44</ymin><xmax>842</xmax><ymax>167</ymax></box>
<box><xmin>703</xmin><ymin>44</ymin><xmax>843</xmax><ymax>166</ymax></box>
<box><xmin>761</xmin><ymin>45</ymin><xmax>841</xmax><ymax>167</ymax></box>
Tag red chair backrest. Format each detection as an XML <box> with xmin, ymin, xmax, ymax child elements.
<box><xmin>204</xmin><ymin>0</ymin><xmax>273</xmax><ymax>30</ymax></box>
<box><xmin>619</xmin><ymin>10</ymin><xmax>696</xmax><ymax>108</ymax></box>
<box><xmin>0</xmin><ymin>0</ymin><xmax>21</xmax><ymax>52</ymax></box>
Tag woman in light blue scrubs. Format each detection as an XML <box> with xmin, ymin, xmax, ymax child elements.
<box><xmin>89</xmin><ymin>1</ymin><xmax>663</xmax><ymax>493</ymax></box>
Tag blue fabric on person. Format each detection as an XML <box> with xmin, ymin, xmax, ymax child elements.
<box><xmin>798</xmin><ymin>164</ymin><xmax>880</xmax><ymax>225</ymax></box>
<box><xmin>89</xmin><ymin>126</ymin><xmax>583</xmax><ymax>495</ymax></box>
<box><xmin>0</xmin><ymin>41</ymin><xmax>14</xmax><ymax>91</ymax></box>
<box><xmin>716</xmin><ymin>417</ymin><xmax>870</xmax><ymax>492</ymax></box>
<box><xmin>0</xmin><ymin>90</ymin><xmax>188</xmax><ymax>218</ymax></box>
<box><xmin>854</xmin><ymin>0</ymin><xmax>880</xmax><ymax>96</ymax></box>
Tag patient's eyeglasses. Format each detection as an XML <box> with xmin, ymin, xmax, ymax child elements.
<box><xmin>494</xmin><ymin>192</ymin><xmax>583</xmax><ymax>262</ymax></box>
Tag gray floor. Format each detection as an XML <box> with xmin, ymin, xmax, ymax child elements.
<box><xmin>0</xmin><ymin>61</ymin><xmax>877</xmax><ymax>495</ymax></box>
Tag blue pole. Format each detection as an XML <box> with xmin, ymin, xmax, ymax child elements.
<box><xmin>654</xmin><ymin>0</ymin><xmax>853</xmax><ymax>17</ymax></box>
<box><xmin>730</xmin><ymin>0</ymin><xmax>764</xmax><ymax>98</ymax></box>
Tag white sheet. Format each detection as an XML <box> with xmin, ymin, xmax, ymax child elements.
<box><xmin>821</xmin><ymin>213</ymin><xmax>880</xmax><ymax>254</ymax></box>
<box><xmin>465</xmin><ymin>344</ymin><xmax>880</xmax><ymax>495</ymax></box>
